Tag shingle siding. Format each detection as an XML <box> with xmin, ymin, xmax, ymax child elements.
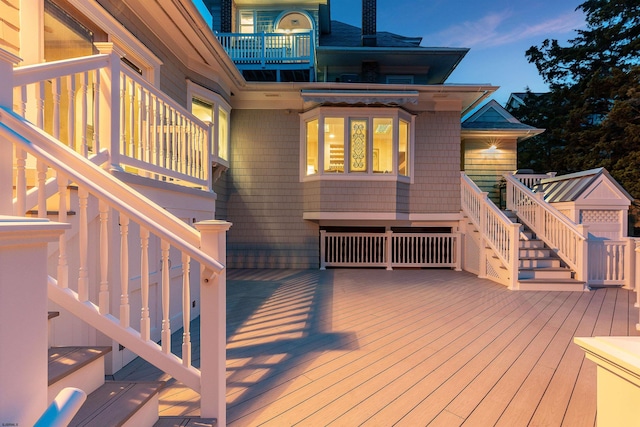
<box><xmin>0</xmin><ymin>0</ymin><xmax>20</xmax><ymax>56</ymax></box>
<box><xmin>226</xmin><ymin>110</ymin><xmax>319</xmax><ymax>269</ymax></box>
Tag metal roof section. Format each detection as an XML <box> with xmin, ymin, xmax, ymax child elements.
<box><xmin>461</xmin><ymin>100</ymin><xmax>544</xmax><ymax>139</ymax></box>
<box><xmin>537</xmin><ymin>168</ymin><xmax>633</xmax><ymax>203</ymax></box>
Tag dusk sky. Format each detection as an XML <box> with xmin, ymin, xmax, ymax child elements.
<box><xmin>330</xmin><ymin>0</ymin><xmax>587</xmax><ymax>104</ymax></box>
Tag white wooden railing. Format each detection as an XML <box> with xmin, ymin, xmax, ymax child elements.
<box><xmin>505</xmin><ymin>174</ymin><xmax>588</xmax><ymax>281</ymax></box>
<box><xmin>1</xmin><ymin>48</ymin><xmax>228</xmax><ymax>421</ymax></box>
<box><xmin>12</xmin><ymin>46</ymin><xmax>210</xmax><ymax>189</ymax></box>
<box><xmin>217</xmin><ymin>31</ymin><xmax>314</xmax><ymax>66</ymax></box>
<box><xmin>319</xmin><ymin>230</ymin><xmax>461</xmax><ymax>270</ymax></box>
<box><xmin>461</xmin><ymin>172</ymin><xmax>520</xmax><ymax>289</ymax></box>
<box><xmin>512</xmin><ymin>172</ymin><xmax>557</xmax><ymax>190</ymax></box>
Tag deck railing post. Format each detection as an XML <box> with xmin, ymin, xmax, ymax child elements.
<box><xmin>94</xmin><ymin>42</ymin><xmax>123</xmax><ymax>171</ymax></box>
<box><xmin>478</xmin><ymin>192</ymin><xmax>488</xmax><ymax>279</ymax></box>
<box><xmin>454</xmin><ymin>232</ymin><xmax>462</xmax><ymax>271</ymax></box>
<box><xmin>624</xmin><ymin>237</ymin><xmax>635</xmax><ymax>290</ymax></box>
<box><xmin>0</xmin><ymin>49</ymin><xmax>21</xmax><ymax>215</ymax></box>
<box><xmin>195</xmin><ymin>220</ymin><xmax>231</xmax><ymax>424</ymax></box>
<box><xmin>509</xmin><ymin>223</ymin><xmax>521</xmax><ymax>290</ymax></box>
<box><xmin>576</xmin><ymin>224</ymin><xmax>589</xmax><ymax>283</ymax></box>
<box><xmin>319</xmin><ymin>230</ymin><xmax>327</xmax><ymax>270</ymax></box>
<box><xmin>385</xmin><ymin>230</ymin><xmax>393</xmax><ymax>270</ymax></box>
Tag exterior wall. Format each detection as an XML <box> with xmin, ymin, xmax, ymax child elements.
<box><xmin>0</xmin><ymin>0</ymin><xmax>20</xmax><ymax>56</ymax></box>
<box><xmin>463</xmin><ymin>137</ymin><xmax>517</xmax><ymax>206</ymax></box>
<box><xmin>304</xmin><ymin>180</ymin><xmax>409</xmax><ymax>213</ymax></box>
<box><xmin>409</xmin><ymin>111</ymin><xmax>462</xmax><ymax>213</ymax></box>
<box><xmin>225</xmin><ymin>109</ymin><xmax>319</xmax><ymax>268</ymax></box>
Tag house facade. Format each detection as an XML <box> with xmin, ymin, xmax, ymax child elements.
<box><xmin>2</xmin><ymin>0</ymin><xmax>638</xmax><ymax>425</ymax></box>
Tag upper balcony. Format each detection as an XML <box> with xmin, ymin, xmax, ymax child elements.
<box><xmin>216</xmin><ymin>31</ymin><xmax>316</xmax><ymax>82</ymax></box>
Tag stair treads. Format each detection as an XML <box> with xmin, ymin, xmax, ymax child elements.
<box><xmin>48</xmin><ymin>346</ymin><xmax>112</xmax><ymax>385</ymax></box>
<box><xmin>70</xmin><ymin>381</ymin><xmax>165</xmax><ymax>427</ymax></box>
<box><xmin>155</xmin><ymin>416</ymin><xmax>217</xmax><ymax>427</ymax></box>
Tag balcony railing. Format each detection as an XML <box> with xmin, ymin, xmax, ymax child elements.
<box><xmin>216</xmin><ymin>31</ymin><xmax>314</xmax><ymax>67</ymax></box>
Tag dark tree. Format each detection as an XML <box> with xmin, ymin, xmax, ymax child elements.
<box><xmin>509</xmin><ymin>0</ymin><xmax>640</xmax><ymax>199</ymax></box>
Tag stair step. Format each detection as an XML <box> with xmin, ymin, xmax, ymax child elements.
<box><xmin>518</xmin><ymin>278</ymin><xmax>586</xmax><ymax>292</ymax></box>
<box><xmin>519</xmin><ymin>267</ymin><xmax>573</xmax><ymax>280</ymax></box>
<box><xmin>70</xmin><ymin>381</ymin><xmax>165</xmax><ymax>427</ymax></box>
<box><xmin>519</xmin><ymin>248</ymin><xmax>552</xmax><ymax>257</ymax></box>
<box><xmin>519</xmin><ymin>257</ymin><xmax>562</xmax><ymax>268</ymax></box>
<box><xmin>155</xmin><ymin>416</ymin><xmax>217</xmax><ymax>427</ymax></box>
<box><xmin>519</xmin><ymin>239</ymin><xmax>545</xmax><ymax>249</ymax></box>
<box><xmin>48</xmin><ymin>346</ymin><xmax>111</xmax><ymax>402</ymax></box>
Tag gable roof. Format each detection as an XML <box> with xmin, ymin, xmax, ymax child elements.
<box><xmin>537</xmin><ymin>168</ymin><xmax>633</xmax><ymax>204</ymax></box>
<box><xmin>461</xmin><ymin>100</ymin><xmax>544</xmax><ymax>138</ymax></box>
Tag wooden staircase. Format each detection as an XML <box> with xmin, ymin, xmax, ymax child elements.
<box><xmin>47</xmin><ymin>313</ymin><xmax>216</xmax><ymax>426</ymax></box>
<box><xmin>504</xmin><ymin>211</ymin><xmax>586</xmax><ymax>291</ymax></box>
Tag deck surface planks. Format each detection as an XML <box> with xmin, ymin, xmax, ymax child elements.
<box><xmin>116</xmin><ymin>269</ymin><xmax>640</xmax><ymax>426</ymax></box>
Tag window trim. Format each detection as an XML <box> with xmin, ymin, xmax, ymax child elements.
<box><xmin>186</xmin><ymin>80</ymin><xmax>231</xmax><ymax>168</ymax></box>
<box><xmin>300</xmin><ymin>107</ymin><xmax>415</xmax><ymax>183</ymax></box>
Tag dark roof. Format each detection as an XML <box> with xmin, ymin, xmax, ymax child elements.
<box><xmin>461</xmin><ymin>121</ymin><xmax>539</xmax><ymax>131</ymax></box>
<box><xmin>320</xmin><ymin>21</ymin><xmax>423</xmax><ymax>48</ymax></box>
<box><xmin>462</xmin><ymin>100</ymin><xmax>542</xmax><ymax>132</ymax></box>
<box><xmin>537</xmin><ymin>168</ymin><xmax>633</xmax><ymax>203</ymax></box>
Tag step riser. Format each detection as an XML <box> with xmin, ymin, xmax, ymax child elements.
<box><xmin>520</xmin><ymin>241</ymin><xmax>545</xmax><ymax>249</ymax></box>
<box><xmin>48</xmin><ymin>357</ymin><xmax>105</xmax><ymax>403</ymax></box>
<box><xmin>520</xmin><ymin>270</ymin><xmax>573</xmax><ymax>280</ymax></box>
<box><xmin>518</xmin><ymin>282</ymin><xmax>586</xmax><ymax>292</ymax></box>
<box><xmin>520</xmin><ymin>249</ymin><xmax>552</xmax><ymax>257</ymax></box>
<box><xmin>520</xmin><ymin>259</ymin><xmax>561</xmax><ymax>268</ymax></box>
<box><xmin>123</xmin><ymin>394</ymin><xmax>159</xmax><ymax>427</ymax></box>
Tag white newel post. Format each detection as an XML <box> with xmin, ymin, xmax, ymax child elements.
<box><xmin>478</xmin><ymin>192</ymin><xmax>488</xmax><ymax>279</ymax></box>
<box><xmin>195</xmin><ymin>220</ymin><xmax>232</xmax><ymax>425</ymax></box>
<box><xmin>0</xmin><ymin>49</ymin><xmax>21</xmax><ymax>215</ymax></box>
<box><xmin>577</xmin><ymin>224</ymin><xmax>589</xmax><ymax>283</ymax></box>
<box><xmin>509</xmin><ymin>222</ymin><xmax>521</xmax><ymax>290</ymax></box>
<box><xmin>319</xmin><ymin>230</ymin><xmax>326</xmax><ymax>270</ymax></box>
<box><xmin>94</xmin><ymin>43</ymin><xmax>123</xmax><ymax>171</ymax></box>
<box><xmin>0</xmin><ymin>218</ymin><xmax>69</xmax><ymax>426</ymax></box>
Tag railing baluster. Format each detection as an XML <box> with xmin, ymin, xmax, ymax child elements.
<box><xmin>93</xmin><ymin>70</ymin><xmax>100</xmax><ymax>153</ymax></box>
<box><xmin>98</xmin><ymin>200</ymin><xmax>110</xmax><ymax>314</ymax></box>
<box><xmin>161</xmin><ymin>239</ymin><xmax>171</xmax><ymax>353</ymax></box>
<box><xmin>67</xmin><ymin>74</ymin><xmax>76</xmax><ymax>151</ymax></box>
<box><xmin>57</xmin><ymin>173</ymin><xmax>68</xmax><ymax>290</ymax></box>
<box><xmin>52</xmin><ymin>77</ymin><xmax>61</xmax><ymax>140</ymax></box>
<box><xmin>79</xmin><ymin>72</ymin><xmax>87</xmax><ymax>156</ymax></box>
<box><xmin>119</xmin><ymin>213</ymin><xmax>130</xmax><ymax>328</ymax></box>
<box><xmin>182</xmin><ymin>252</ymin><xmax>191</xmax><ymax>367</ymax></box>
<box><xmin>36</xmin><ymin>160</ymin><xmax>47</xmax><ymax>218</ymax></box>
<box><xmin>129</xmin><ymin>79</ymin><xmax>136</xmax><ymax>159</ymax></box>
<box><xmin>140</xmin><ymin>227</ymin><xmax>150</xmax><ymax>341</ymax></box>
<box><xmin>78</xmin><ymin>188</ymin><xmax>89</xmax><ymax>301</ymax></box>
<box><xmin>14</xmin><ymin>148</ymin><xmax>26</xmax><ymax>216</ymax></box>
<box><xmin>120</xmin><ymin>72</ymin><xmax>127</xmax><ymax>157</ymax></box>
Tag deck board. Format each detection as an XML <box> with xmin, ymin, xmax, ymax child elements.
<box><xmin>115</xmin><ymin>269</ymin><xmax>640</xmax><ymax>426</ymax></box>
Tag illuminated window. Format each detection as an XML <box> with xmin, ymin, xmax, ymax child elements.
<box><xmin>187</xmin><ymin>81</ymin><xmax>231</xmax><ymax>165</ymax></box>
<box><xmin>218</xmin><ymin>108</ymin><xmax>229</xmax><ymax>161</ymax></box>
<box><xmin>239</xmin><ymin>11</ymin><xmax>255</xmax><ymax>33</ymax></box>
<box><xmin>302</xmin><ymin>108</ymin><xmax>414</xmax><ymax>180</ymax></box>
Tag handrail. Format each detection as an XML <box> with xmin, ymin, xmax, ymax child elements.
<box><xmin>461</xmin><ymin>172</ymin><xmax>520</xmax><ymax>288</ymax></box>
<box><xmin>34</xmin><ymin>387</ymin><xmax>87</xmax><ymax>427</ymax></box>
<box><xmin>0</xmin><ymin>107</ymin><xmax>222</xmax><ymax>272</ymax></box>
<box><xmin>505</xmin><ymin>173</ymin><xmax>588</xmax><ymax>280</ymax></box>
<box><xmin>216</xmin><ymin>31</ymin><xmax>314</xmax><ymax>64</ymax></box>
<box><xmin>12</xmin><ymin>52</ymin><xmax>210</xmax><ymax>189</ymax></box>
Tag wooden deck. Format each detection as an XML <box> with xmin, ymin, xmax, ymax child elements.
<box><xmin>115</xmin><ymin>269</ymin><xmax>640</xmax><ymax>426</ymax></box>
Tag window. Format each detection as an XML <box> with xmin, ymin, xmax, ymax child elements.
<box><xmin>239</xmin><ymin>10</ymin><xmax>255</xmax><ymax>34</ymax></box>
<box><xmin>186</xmin><ymin>80</ymin><xmax>231</xmax><ymax>166</ymax></box>
<box><xmin>302</xmin><ymin>107</ymin><xmax>414</xmax><ymax>181</ymax></box>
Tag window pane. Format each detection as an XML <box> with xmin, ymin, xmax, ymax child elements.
<box><xmin>349</xmin><ymin>119</ymin><xmax>368</xmax><ymax>172</ymax></box>
<box><xmin>306</xmin><ymin>119</ymin><xmax>318</xmax><ymax>175</ymax></box>
<box><xmin>399</xmin><ymin>120</ymin><xmax>409</xmax><ymax>176</ymax></box>
<box><xmin>373</xmin><ymin>118</ymin><xmax>393</xmax><ymax>173</ymax></box>
<box><xmin>239</xmin><ymin>11</ymin><xmax>254</xmax><ymax>33</ymax></box>
<box><xmin>218</xmin><ymin>108</ymin><xmax>229</xmax><ymax>160</ymax></box>
<box><xmin>324</xmin><ymin>118</ymin><xmax>344</xmax><ymax>173</ymax></box>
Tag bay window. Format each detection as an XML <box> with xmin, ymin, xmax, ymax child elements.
<box><xmin>302</xmin><ymin>107</ymin><xmax>414</xmax><ymax>180</ymax></box>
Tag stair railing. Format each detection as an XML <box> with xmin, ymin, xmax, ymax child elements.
<box><xmin>504</xmin><ymin>173</ymin><xmax>588</xmax><ymax>281</ymax></box>
<box><xmin>461</xmin><ymin>172</ymin><xmax>520</xmax><ymax>289</ymax></box>
<box><xmin>12</xmin><ymin>44</ymin><xmax>210</xmax><ymax>190</ymax></box>
<box><xmin>1</xmin><ymin>107</ymin><xmax>228</xmax><ymax>421</ymax></box>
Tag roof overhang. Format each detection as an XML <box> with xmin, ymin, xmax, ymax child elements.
<box><xmin>316</xmin><ymin>46</ymin><xmax>469</xmax><ymax>84</ymax></box>
<box><xmin>232</xmin><ymin>82</ymin><xmax>497</xmax><ymax>115</ymax></box>
<box><xmin>461</xmin><ymin>128</ymin><xmax>545</xmax><ymax>141</ymax></box>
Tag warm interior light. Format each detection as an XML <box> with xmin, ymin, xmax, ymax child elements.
<box><xmin>489</xmin><ymin>144</ymin><xmax>497</xmax><ymax>150</ymax></box>
<box><xmin>307</xmin><ymin>165</ymin><xmax>315</xmax><ymax>175</ymax></box>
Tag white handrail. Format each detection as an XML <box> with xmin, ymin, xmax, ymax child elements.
<box><xmin>0</xmin><ymin>108</ymin><xmax>223</xmax><ymax>273</ymax></box>
<box><xmin>34</xmin><ymin>387</ymin><xmax>87</xmax><ymax>427</ymax></box>
<box><xmin>461</xmin><ymin>172</ymin><xmax>520</xmax><ymax>288</ymax></box>
<box><xmin>505</xmin><ymin>173</ymin><xmax>588</xmax><ymax>281</ymax></box>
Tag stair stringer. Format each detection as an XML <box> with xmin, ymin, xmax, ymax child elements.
<box><xmin>462</xmin><ymin>218</ymin><xmax>512</xmax><ymax>287</ymax></box>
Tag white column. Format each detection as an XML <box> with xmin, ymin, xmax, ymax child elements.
<box><xmin>0</xmin><ymin>217</ymin><xmax>69</xmax><ymax>426</ymax></box>
<box><xmin>195</xmin><ymin>220</ymin><xmax>231</xmax><ymax>424</ymax></box>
